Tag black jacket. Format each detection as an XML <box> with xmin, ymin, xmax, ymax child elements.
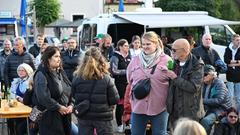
<box><xmin>167</xmin><ymin>54</ymin><xmax>205</xmax><ymax>123</ymax></box>
<box><xmin>0</xmin><ymin>50</ymin><xmax>11</xmax><ymax>81</ymax></box>
<box><xmin>34</xmin><ymin>64</ymin><xmax>72</xmax><ymax>135</ymax></box>
<box><xmin>72</xmin><ymin>74</ymin><xmax>119</xmax><ymax>121</ymax></box>
<box><xmin>29</xmin><ymin>44</ymin><xmax>40</xmax><ymax>58</ymax></box>
<box><xmin>4</xmin><ymin>49</ymin><xmax>35</xmax><ymax>87</ymax></box>
<box><xmin>224</xmin><ymin>46</ymin><xmax>240</xmax><ymax>82</ymax></box>
<box><xmin>110</xmin><ymin>52</ymin><xmax>131</xmax><ymax>98</ymax></box>
<box><xmin>61</xmin><ymin>49</ymin><xmax>80</xmax><ymax>81</ymax></box>
<box><xmin>192</xmin><ymin>45</ymin><xmax>221</xmax><ymax>72</ymax></box>
<box><xmin>213</xmin><ymin>120</ymin><xmax>240</xmax><ymax>135</ymax></box>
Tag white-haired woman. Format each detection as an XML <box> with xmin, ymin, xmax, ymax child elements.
<box><xmin>9</xmin><ymin>63</ymin><xmax>33</xmax><ymax>135</ymax></box>
<box><xmin>10</xmin><ymin>63</ymin><xmax>34</xmax><ymax>102</ymax></box>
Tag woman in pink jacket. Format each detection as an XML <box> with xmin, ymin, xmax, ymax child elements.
<box><xmin>127</xmin><ymin>31</ymin><xmax>176</xmax><ymax>135</ymax></box>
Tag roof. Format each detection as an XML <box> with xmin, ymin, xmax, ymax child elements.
<box><xmin>113</xmin><ymin>11</ymin><xmax>240</xmax><ymax>28</ymax></box>
<box><xmin>46</xmin><ymin>18</ymin><xmax>84</xmax><ymax>28</ymax></box>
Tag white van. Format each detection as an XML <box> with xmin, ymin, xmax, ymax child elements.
<box><xmin>77</xmin><ymin>11</ymin><xmax>240</xmax><ymax>61</ymax></box>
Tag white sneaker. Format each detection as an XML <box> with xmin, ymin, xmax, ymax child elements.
<box><xmin>117</xmin><ymin>125</ymin><xmax>124</xmax><ymax>133</ymax></box>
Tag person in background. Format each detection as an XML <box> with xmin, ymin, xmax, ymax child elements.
<box><xmin>35</xmin><ymin>43</ymin><xmax>48</xmax><ymax>68</ymax></box>
<box><xmin>129</xmin><ymin>35</ymin><xmax>141</xmax><ymax>57</ymax></box>
<box><xmin>61</xmin><ymin>38</ymin><xmax>80</xmax><ymax>81</ymax></box>
<box><xmin>29</xmin><ymin>34</ymin><xmax>45</xmax><ymax>58</ymax></box>
<box><xmin>34</xmin><ymin>46</ymin><xmax>72</xmax><ymax>135</ymax></box>
<box><xmin>160</xmin><ymin>36</ymin><xmax>171</xmax><ymax>56</ymax></box>
<box><xmin>72</xmin><ymin>47</ymin><xmax>119</xmax><ymax>135</ymax></box>
<box><xmin>167</xmin><ymin>39</ymin><xmax>205</xmax><ymax>130</ymax></box>
<box><xmin>0</xmin><ymin>39</ymin><xmax>12</xmax><ymax>94</ymax></box>
<box><xmin>173</xmin><ymin>118</ymin><xmax>207</xmax><ymax>135</ymax></box>
<box><xmin>94</xmin><ymin>33</ymin><xmax>104</xmax><ymax>48</ymax></box>
<box><xmin>213</xmin><ymin>107</ymin><xmax>240</xmax><ymax>135</ymax></box>
<box><xmin>110</xmin><ymin>39</ymin><xmax>131</xmax><ymax>132</ymax></box>
<box><xmin>192</xmin><ymin>33</ymin><xmax>226</xmax><ymax>74</ymax></box>
<box><xmin>200</xmin><ymin>64</ymin><xmax>232</xmax><ymax>134</ymax></box>
<box><xmin>101</xmin><ymin>34</ymin><xmax>114</xmax><ymax>61</ymax></box>
<box><xmin>186</xmin><ymin>35</ymin><xmax>197</xmax><ymax>50</ymax></box>
<box><xmin>127</xmin><ymin>31</ymin><xmax>176</xmax><ymax>135</ymax></box>
<box><xmin>61</xmin><ymin>38</ymin><xmax>68</xmax><ymax>52</ymax></box>
<box><xmin>10</xmin><ymin>63</ymin><xmax>34</xmax><ymax>135</ymax></box>
<box><xmin>10</xmin><ymin>63</ymin><xmax>34</xmax><ymax>102</ymax></box>
<box><xmin>4</xmin><ymin>37</ymin><xmax>35</xmax><ymax>88</ymax></box>
<box><xmin>224</xmin><ymin>34</ymin><xmax>240</xmax><ymax>112</ymax></box>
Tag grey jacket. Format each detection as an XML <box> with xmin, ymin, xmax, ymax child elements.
<box><xmin>167</xmin><ymin>54</ymin><xmax>205</xmax><ymax>123</ymax></box>
<box><xmin>203</xmin><ymin>78</ymin><xmax>232</xmax><ymax>115</ymax></box>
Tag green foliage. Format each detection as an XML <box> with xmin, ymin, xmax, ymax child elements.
<box><xmin>32</xmin><ymin>0</ymin><xmax>60</xmax><ymax>27</ymax></box>
<box><xmin>155</xmin><ymin>0</ymin><xmax>240</xmax><ymax>32</ymax></box>
<box><xmin>155</xmin><ymin>0</ymin><xmax>238</xmax><ymax>19</ymax></box>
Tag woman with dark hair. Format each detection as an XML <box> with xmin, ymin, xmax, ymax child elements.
<box><xmin>72</xmin><ymin>47</ymin><xmax>119</xmax><ymax>135</ymax></box>
<box><xmin>213</xmin><ymin>107</ymin><xmax>240</xmax><ymax>135</ymax></box>
<box><xmin>129</xmin><ymin>35</ymin><xmax>141</xmax><ymax>57</ymax></box>
<box><xmin>110</xmin><ymin>39</ymin><xmax>131</xmax><ymax>132</ymax></box>
<box><xmin>34</xmin><ymin>46</ymin><xmax>72</xmax><ymax>135</ymax></box>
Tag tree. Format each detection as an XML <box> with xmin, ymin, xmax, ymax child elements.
<box><xmin>155</xmin><ymin>0</ymin><xmax>240</xmax><ymax>32</ymax></box>
<box><xmin>32</xmin><ymin>0</ymin><xmax>60</xmax><ymax>33</ymax></box>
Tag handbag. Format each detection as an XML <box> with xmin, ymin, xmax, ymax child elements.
<box><xmin>73</xmin><ymin>80</ymin><xmax>97</xmax><ymax>117</ymax></box>
<box><xmin>29</xmin><ymin>106</ymin><xmax>47</xmax><ymax>122</ymax></box>
<box><xmin>132</xmin><ymin>64</ymin><xmax>157</xmax><ymax>100</ymax></box>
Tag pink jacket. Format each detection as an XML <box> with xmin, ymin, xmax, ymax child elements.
<box><xmin>127</xmin><ymin>54</ymin><xmax>176</xmax><ymax>115</ymax></box>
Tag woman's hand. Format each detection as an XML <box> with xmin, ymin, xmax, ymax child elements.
<box><xmin>58</xmin><ymin>105</ymin><xmax>68</xmax><ymax>115</ymax></box>
<box><xmin>66</xmin><ymin>105</ymin><xmax>73</xmax><ymax>114</ymax></box>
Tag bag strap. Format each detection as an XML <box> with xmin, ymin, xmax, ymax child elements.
<box><xmin>150</xmin><ymin>64</ymin><xmax>157</xmax><ymax>74</ymax></box>
<box><xmin>88</xmin><ymin>80</ymin><xmax>97</xmax><ymax>102</ymax></box>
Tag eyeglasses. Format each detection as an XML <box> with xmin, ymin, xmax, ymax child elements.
<box><xmin>67</xmin><ymin>42</ymin><xmax>75</xmax><ymax>44</ymax></box>
<box><xmin>171</xmin><ymin>48</ymin><xmax>183</xmax><ymax>53</ymax></box>
<box><xmin>228</xmin><ymin>115</ymin><xmax>238</xmax><ymax>119</ymax></box>
<box><xmin>204</xmin><ymin>73</ymin><xmax>209</xmax><ymax>77</ymax></box>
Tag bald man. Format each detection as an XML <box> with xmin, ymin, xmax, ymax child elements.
<box><xmin>192</xmin><ymin>33</ymin><xmax>223</xmax><ymax>73</ymax></box>
<box><xmin>167</xmin><ymin>38</ymin><xmax>205</xmax><ymax>129</ymax></box>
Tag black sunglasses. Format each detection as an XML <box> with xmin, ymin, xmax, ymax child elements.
<box><xmin>171</xmin><ymin>48</ymin><xmax>183</xmax><ymax>53</ymax></box>
<box><xmin>228</xmin><ymin>115</ymin><xmax>238</xmax><ymax>119</ymax></box>
<box><xmin>204</xmin><ymin>73</ymin><xmax>209</xmax><ymax>77</ymax></box>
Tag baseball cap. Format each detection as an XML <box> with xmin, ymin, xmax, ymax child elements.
<box><xmin>94</xmin><ymin>34</ymin><xmax>104</xmax><ymax>39</ymax></box>
<box><xmin>204</xmin><ymin>64</ymin><xmax>216</xmax><ymax>74</ymax></box>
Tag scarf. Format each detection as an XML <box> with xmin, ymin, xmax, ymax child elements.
<box><xmin>139</xmin><ymin>47</ymin><xmax>162</xmax><ymax>68</ymax></box>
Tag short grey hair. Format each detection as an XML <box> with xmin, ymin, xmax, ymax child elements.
<box><xmin>14</xmin><ymin>37</ymin><xmax>25</xmax><ymax>46</ymax></box>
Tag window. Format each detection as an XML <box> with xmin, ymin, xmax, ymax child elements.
<box><xmin>80</xmin><ymin>24</ymin><xmax>97</xmax><ymax>51</ymax></box>
<box><xmin>209</xmin><ymin>25</ymin><xmax>228</xmax><ymax>47</ymax></box>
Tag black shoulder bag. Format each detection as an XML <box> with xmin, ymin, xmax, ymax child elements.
<box><xmin>132</xmin><ymin>64</ymin><xmax>157</xmax><ymax>100</ymax></box>
<box><xmin>73</xmin><ymin>80</ymin><xmax>97</xmax><ymax>117</ymax></box>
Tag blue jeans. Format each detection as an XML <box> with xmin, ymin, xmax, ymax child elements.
<box><xmin>200</xmin><ymin>113</ymin><xmax>217</xmax><ymax>134</ymax></box>
<box><xmin>226</xmin><ymin>82</ymin><xmax>240</xmax><ymax>111</ymax></box>
<box><xmin>71</xmin><ymin>122</ymin><xmax>78</xmax><ymax>135</ymax></box>
<box><xmin>131</xmin><ymin>110</ymin><xmax>169</xmax><ymax>135</ymax></box>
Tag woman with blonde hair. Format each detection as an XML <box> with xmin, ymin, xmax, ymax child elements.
<box><xmin>72</xmin><ymin>47</ymin><xmax>119</xmax><ymax>135</ymax></box>
<box><xmin>127</xmin><ymin>31</ymin><xmax>176</xmax><ymax>135</ymax></box>
<box><xmin>173</xmin><ymin>118</ymin><xmax>207</xmax><ymax>135</ymax></box>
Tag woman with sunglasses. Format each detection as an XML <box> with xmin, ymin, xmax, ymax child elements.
<box><xmin>213</xmin><ymin>107</ymin><xmax>240</xmax><ymax>135</ymax></box>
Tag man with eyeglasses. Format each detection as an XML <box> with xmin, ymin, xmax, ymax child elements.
<box><xmin>167</xmin><ymin>38</ymin><xmax>205</xmax><ymax>131</ymax></box>
<box><xmin>200</xmin><ymin>64</ymin><xmax>232</xmax><ymax>134</ymax></box>
<box><xmin>61</xmin><ymin>37</ymin><xmax>80</xmax><ymax>81</ymax></box>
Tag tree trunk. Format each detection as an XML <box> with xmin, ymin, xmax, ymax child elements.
<box><xmin>37</xmin><ymin>27</ymin><xmax>44</xmax><ymax>34</ymax></box>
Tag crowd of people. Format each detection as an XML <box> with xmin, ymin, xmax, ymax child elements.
<box><xmin>0</xmin><ymin>31</ymin><xmax>239</xmax><ymax>135</ymax></box>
